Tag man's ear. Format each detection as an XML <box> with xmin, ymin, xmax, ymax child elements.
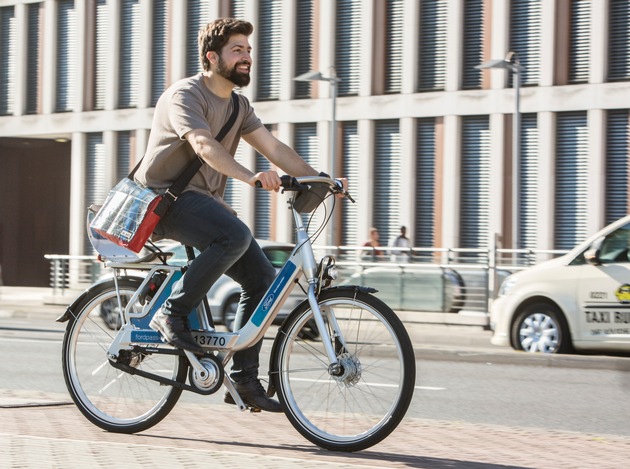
<box><xmin>207</xmin><ymin>51</ymin><xmax>218</xmax><ymax>66</ymax></box>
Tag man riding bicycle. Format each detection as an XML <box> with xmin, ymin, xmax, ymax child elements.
<box><xmin>135</xmin><ymin>18</ymin><xmax>321</xmax><ymax>412</ymax></box>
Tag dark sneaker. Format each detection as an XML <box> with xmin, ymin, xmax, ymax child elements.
<box><xmin>224</xmin><ymin>379</ymin><xmax>282</xmax><ymax>413</ymax></box>
<box><xmin>149</xmin><ymin>309</ymin><xmax>204</xmax><ymax>354</ymax></box>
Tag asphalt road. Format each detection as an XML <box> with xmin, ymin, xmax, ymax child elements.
<box><xmin>1</xmin><ymin>315</ymin><xmax>629</xmax><ymax>437</ymax></box>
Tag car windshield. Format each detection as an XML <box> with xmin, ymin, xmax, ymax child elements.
<box><xmin>264</xmin><ymin>247</ymin><xmax>292</xmax><ymax>268</ymax></box>
<box><xmin>159</xmin><ymin>241</ymin><xmax>292</xmax><ymax>269</ymax></box>
<box><xmin>598</xmin><ymin>223</ymin><xmax>630</xmax><ymax>263</ymax></box>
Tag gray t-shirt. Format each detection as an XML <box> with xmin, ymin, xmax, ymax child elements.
<box><xmin>135</xmin><ymin>73</ymin><xmax>262</xmax><ymax>198</ymax></box>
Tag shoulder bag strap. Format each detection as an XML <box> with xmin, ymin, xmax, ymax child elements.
<box><xmin>128</xmin><ymin>91</ymin><xmax>240</xmax><ymax>185</ymax></box>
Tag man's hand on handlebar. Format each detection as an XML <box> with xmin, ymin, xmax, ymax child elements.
<box><xmin>250</xmin><ymin>171</ymin><xmax>282</xmax><ymax>192</ymax></box>
<box><xmin>333</xmin><ymin>178</ymin><xmax>349</xmax><ymax>199</ymax></box>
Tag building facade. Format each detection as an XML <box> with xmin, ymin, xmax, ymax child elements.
<box><xmin>0</xmin><ymin>0</ymin><xmax>629</xmax><ymax>285</ymax></box>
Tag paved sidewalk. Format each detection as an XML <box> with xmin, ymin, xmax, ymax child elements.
<box><xmin>1</xmin><ymin>389</ymin><xmax>630</xmax><ymax>469</ymax></box>
<box><xmin>1</xmin><ymin>286</ymin><xmax>630</xmax><ymax>468</ymax></box>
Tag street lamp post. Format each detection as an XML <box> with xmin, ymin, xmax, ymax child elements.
<box><xmin>294</xmin><ymin>66</ymin><xmax>340</xmax><ymax>247</ymax></box>
<box><xmin>476</xmin><ymin>52</ymin><xmax>523</xmax><ymax>251</ymax></box>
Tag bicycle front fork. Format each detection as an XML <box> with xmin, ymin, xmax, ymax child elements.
<box><xmin>306</xmin><ymin>283</ymin><xmax>345</xmax><ymax>375</ymax></box>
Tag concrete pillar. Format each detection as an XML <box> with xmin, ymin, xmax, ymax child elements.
<box><xmin>537</xmin><ymin>111</ymin><xmax>555</xmax><ymax>250</ymax></box>
<box><xmin>441</xmin><ymin>115</ymin><xmax>461</xmax><ymax>248</ymax></box>
<box><xmin>488</xmin><ymin>113</ymin><xmax>506</xmax><ymax>243</ymax></box>
<box><xmin>69</xmin><ymin>132</ymin><xmax>87</xmax><ymax>256</ymax></box>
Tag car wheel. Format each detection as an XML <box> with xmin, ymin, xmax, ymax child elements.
<box><xmin>510</xmin><ymin>301</ymin><xmax>572</xmax><ymax>354</ymax></box>
<box><xmin>99</xmin><ymin>297</ymin><xmax>125</xmax><ymax>330</ymax></box>
<box><xmin>223</xmin><ymin>295</ymin><xmax>239</xmax><ymax>332</ymax></box>
<box><xmin>444</xmin><ymin>268</ymin><xmax>466</xmax><ymax>313</ymax></box>
<box><xmin>297</xmin><ymin>318</ymin><xmax>320</xmax><ymax>340</ymax></box>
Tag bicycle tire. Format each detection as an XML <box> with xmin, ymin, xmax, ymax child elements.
<box><xmin>62</xmin><ymin>277</ymin><xmax>187</xmax><ymax>433</ymax></box>
<box><xmin>270</xmin><ymin>287</ymin><xmax>416</xmax><ymax>452</ymax></box>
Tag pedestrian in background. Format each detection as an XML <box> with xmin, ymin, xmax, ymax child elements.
<box><xmin>362</xmin><ymin>227</ymin><xmax>383</xmax><ymax>261</ymax></box>
<box><xmin>389</xmin><ymin>226</ymin><xmax>411</xmax><ymax>262</ymax></box>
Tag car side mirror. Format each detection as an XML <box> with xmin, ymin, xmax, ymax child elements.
<box><xmin>584</xmin><ymin>248</ymin><xmax>601</xmax><ymax>265</ymax></box>
<box><xmin>584</xmin><ymin>237</ymin><xmax>604</xmax><ymax>265</ymax></box>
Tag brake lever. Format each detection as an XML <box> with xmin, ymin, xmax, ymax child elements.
<box><xmin>332</xmin><ymin>179</ymin><xmax>355</xmax><ymax>203</ymax></box>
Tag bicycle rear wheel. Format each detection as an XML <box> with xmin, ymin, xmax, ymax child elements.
<box><xmin>270</xmin><ymin>287</ymin><xmax>416</xmax><ymax>452</ymax></box>
<box><xmin>62</xmin><ymin>277</ymin><xmax>187</xmax><ymax>433</ymax></box>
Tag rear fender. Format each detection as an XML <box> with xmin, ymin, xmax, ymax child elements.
<box><xmin>55</xmin><ymin>277</ymin><xmax>142</xmax><ymax>323</ymax></box>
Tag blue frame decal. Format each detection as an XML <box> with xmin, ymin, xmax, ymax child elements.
<box><xmin>251</xmin><ymin>260</ymin><xmax>297</xmax><ymax>326</ymax></box>
<box><xmin>130</xmin><ymin>330</ymin><xmax>162</xmax><ymax>343</ymax></box>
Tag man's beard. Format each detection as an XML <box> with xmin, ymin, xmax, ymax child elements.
<box><xmin>217</xmin><ymin>56</ymin><xmax>250</xmax><ymax>87</ymax></box>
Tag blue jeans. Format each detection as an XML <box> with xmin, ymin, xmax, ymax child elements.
<box><xmin>154</xmin><ymin>190</ymin><xmax>276</xmax><ymax>384</ymax></box>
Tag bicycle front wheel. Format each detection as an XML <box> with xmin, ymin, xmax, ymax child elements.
<box><xmin>271</xmin><ymin>287</ymin><xmax>416</xmax><ymax>452</ymax></box>
<box><xmin>62</xmin><ymin>278</ymin><xmax>187</xmax><ymax>433</ymax></box>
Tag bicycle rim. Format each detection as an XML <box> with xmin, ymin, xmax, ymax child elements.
<box><xmin>62</xmin><ymin>279</ymin><xmax>186</xmax><ymax>433</ymax></box>
<box><xmin>273</xmin><ymin>289</ymin><xmax>415</xmax><ymax>452</ymax></box>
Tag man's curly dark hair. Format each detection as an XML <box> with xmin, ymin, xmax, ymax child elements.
<box><xmin>199</xmin><ymin>18</ymin><xmax>254</xmax><ymax>71</ymax></box>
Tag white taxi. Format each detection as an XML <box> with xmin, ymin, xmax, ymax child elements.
<box><xmin>491</xmin><ymin>215</ymin><xmax>630</xmax><ymax>354</ymax></box>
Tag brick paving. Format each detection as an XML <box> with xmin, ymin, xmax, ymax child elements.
<box><xmin>1</xmin><ymin>389</ymin><xmax>629</xmax><ymax>469</ymax></box>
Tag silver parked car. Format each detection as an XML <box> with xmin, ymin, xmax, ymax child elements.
<box><xmin>100</xmin><ymin>239</ymin><xmax>307</xmax><ymax>331</ymax></box>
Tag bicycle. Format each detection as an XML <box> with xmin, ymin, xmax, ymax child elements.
<box><xmin>58</xmin><ymin>175</ymin><xmax>416</xmax><ymax>452</ymax></box>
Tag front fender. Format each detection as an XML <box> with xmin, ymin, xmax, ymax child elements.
<box><xmin>266</xmin><ymin>284</ymin><xmax>379</xmax><ymax>398</ymax></box>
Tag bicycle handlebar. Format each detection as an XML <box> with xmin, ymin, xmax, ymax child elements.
<box><xmin>255</xmin><ymin>175</ymin><xmax>353</xmax><ymax>202</ymax></box>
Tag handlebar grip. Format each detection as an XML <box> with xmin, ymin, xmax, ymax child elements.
<box><xmin>255</xmin><ymin>175</ymin><xmax>302</xmax><ymax>190</ymax></box>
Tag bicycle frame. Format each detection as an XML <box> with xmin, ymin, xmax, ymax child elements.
<box><xmin>106</xmin><ymin>176</ymin><xmax>342</xmax><ymax>388</ymax></box>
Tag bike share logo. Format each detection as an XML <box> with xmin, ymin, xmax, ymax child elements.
<box><xmin>263</xmin><ymin>294</ymin><xmax>275</xmax><ymax>311</ymax></box>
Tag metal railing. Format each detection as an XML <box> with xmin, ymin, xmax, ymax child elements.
<box><xmin>44</xmin><ymin>254</ymin><xmax>103</xmax><ymax>296</ymax></box>
<box><xmin>45</xmin><ymin>239</ymin><xmax>569</xmax><ymax>314</ymax></box>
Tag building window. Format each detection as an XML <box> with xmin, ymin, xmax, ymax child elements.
<box><xmin>341</xmin><ymin>122</ymin><xmax>359</xmax><ymax>245</ymax></box>
<box><xmin>26</xmin><ymin>3</ymin><xmax>42</xmax><ymax>115</ymax></box>
<box><xmin>519</xmin><ymin>114</ymin><xmax>539</xmax><ymax>250</ymax></box>
<box><xmin>186</xmin><ymin>0</ymin><xmax>213</xmax><ymax>77</ymax></box>
<box><xmin>555</xmin><ymin>112</ymin><xmax>588</xmax><ymax>250</ymax></box>
<box><xmin>462</xmin><ymin>0</ymin><xmax>485</xmax><ymax>90</ymax></box>
<box><xmin>294</xmin><ymin>0</ymin><xmax>314</xmax><ymax>99</ymax></box>
<box><xmin>223</xmin><ymin>143</ymin><xmax>247</xmax><ymax>219</ymax></box>
<box><xmin>93</xmin><ymin>0</ymin><xmax>108</xmax><ymax>110</ymax></box>
<box><xmin>0</xmin><ymin>6</ymin><xmax>16</xmax><ymax>116</ymax></box>
<box><xmin>230</xmin><ymin>0</ymin><xmax>245</xmax><ymax>18</ymax></box>
<box><xmin>568</xmin><ymin>0</ymin><xmax>590</xmax><ymax>84</ymax></box>
<box><xmin>254</xmin><ymin>126</ymin><xmax>275</xmax><ymax>240</ymax></box>
<box><xmin>118</xmin><ymin>0</ymin><xmax>141</xmax><ymax>109</ymax></box>
<box><xmin>418</xmin><ymin>0</ymin><xmax>447</xmax><ymax>92</ymax></box>
<box><xmin>510</xmin><ymin>0</ymin><xmax>541</xmax><ymax>86</ymax></box>
<box><xmin>56</xmin><ymin>0</ymin><xmax>78</xmax><ymax>112</ymax></box>
<box><xmin>116</xmin><ymin>131</ymin><xmax>133</xmax><ymax>181</ymax></box>
<box><xmin>415</xmin><ymin>119</ymin><xmax>436</xmax><ymax>248</ymax></box>
<box><xmin>605</xmin><ymin>110</ymin><xmax>630</xmax><ymax>224</ymax></box>
<box><xmin>384</xmin><ymin>0</ymin><xmax>403</xmax><ymax>94</ymax></box>
<box><xmin>257</xmin><ymin>0</ymin><xmax>282</xmax><ymax>101</ymax></box>
<box><xmin>460</xmin><ymin>116</ymin><xmax>491</xmax><ymax>249</ymax></box>
<box><xmin>151</xmin><ymin>0</ymin><xmax>169</xmax><ymax>106</ymax></box>
<box><xmin>85</xmin><ymin>133</ymin><xmax>107</xmax><ymax>253</ymax></box>
<box><xmin>336</xmin><ymin>0</ymin><xmax>361</xmax><ymax>96</ymax></box>
<box><xmin>374</xmin><ymin>120</ymin><xmax>402</xmax><ymax>245</ymax></box>
<box><xmin>608</xmin><ymin>0</ymin><xmax>630</xmax><ymax>82</ymax></box>
<box><xmin>293</xmin><ymin>123</ymin><xmax>321</xmax><ymax>236</ymax></box>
